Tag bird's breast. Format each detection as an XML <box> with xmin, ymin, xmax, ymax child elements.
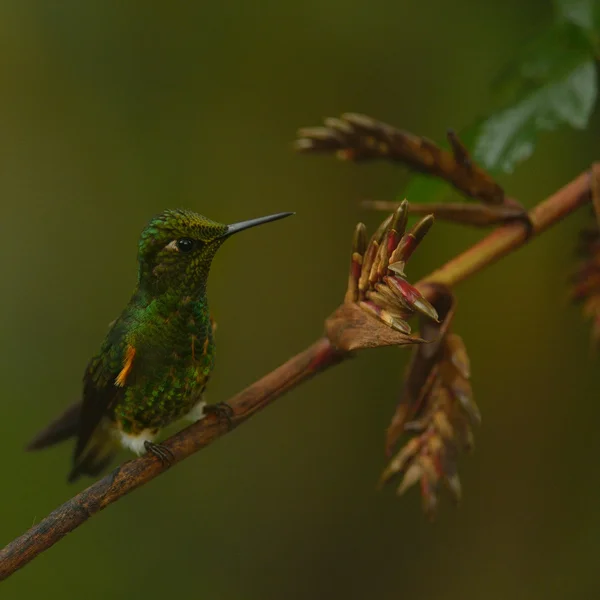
<box><xmin>115</xmin><ymin>313</ymin><xmax>215</xmax><ymax>432</ymax></box>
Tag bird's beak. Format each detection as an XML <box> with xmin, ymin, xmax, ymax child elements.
<box><xmin>224</xmin><ymin>212</ymin><xmax>295</xmax><ymax>237</ymax></box>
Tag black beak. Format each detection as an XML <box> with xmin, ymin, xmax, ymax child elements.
<box><xmin>224</xmin><ymin>212</ymin><xmax>294</xmax><ymax>237</ymax></box>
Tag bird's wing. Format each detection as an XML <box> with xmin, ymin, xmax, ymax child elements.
<box><xmin>73</xmin><ymin>340</ymin><xmax>134</xmax><ymax>463</ymax></box>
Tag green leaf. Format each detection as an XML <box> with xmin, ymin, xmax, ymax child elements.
<box><xmin>474</xmin><ymin>23</ymin><xmax>597</xmax><ymax>173</ymax></box>
<box><xmin>402</xmin><ymin>21</ymin><xmax>597</xmax><ymax>203</ymax></box>
<box><xmin>475</xmin><ymin>60</ymin><xmax>596</xmax><ymax>172</ymax></box>
<box><xmin>492</xmin><ymin>23</ymin><xmax>591</xmax><ymax>95</ymax></box>
<box><xmin>554</xmin><ymin>0</ymin><xmax>600</xmax><ymax>48</ymax></box>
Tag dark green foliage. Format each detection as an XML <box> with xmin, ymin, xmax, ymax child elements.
<box><xmin>404</xmin><ymin>0</ymin><xmax>599</xmax><ymax>203</ymax></box>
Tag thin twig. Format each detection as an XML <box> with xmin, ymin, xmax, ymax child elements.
<box><xmin>420</xmin><ymin>169</ymin><xmax>592</xmax><ymax>288</ymax></box>
<box><xmin>361</xmin><ymin>199</ymin><xmax>527</xmax><ymax>228</ymax></box>
<box><xmin>0</xmin><ymin>338</ymin><xmax>344</xmax><ymax>580</ymax></box>
<box><xmin>0</xmin><ymin>166</ymin><xmax>594</xmax><ymax>580</ymax></box>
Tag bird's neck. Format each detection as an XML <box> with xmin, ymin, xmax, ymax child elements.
<box><xmin>135</xmin><ymin>284</ymin><xmax>211</xmax><ymax>322</ymax></box>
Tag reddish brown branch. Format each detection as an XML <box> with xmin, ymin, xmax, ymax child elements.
<box><xmin>361</xmin><ymin>199</ymin><xmax>528</xmax><ymax>228</ymax></box>
<box><xmin>0</xmin><ymin>166</ymin><xmax>594</xmax><ymax>581</ymax></box>
<box><xmin>0</xmin><ymin>338</ymin><xmax>344</xmax><ymax>580</ymax></box>
<box><xmin>419</xmin><ymin>169</ymin><xmax>592</xmax><ymax>288</ymax></box>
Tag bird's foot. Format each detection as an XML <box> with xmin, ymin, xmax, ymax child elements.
<box><xmin>144</xmin><ymin>441</ymin><xmax>175</xmax><ymax>466</ymax></box>
<box><xmin>204</xmin><ymin>402</ymin><xmax>235</xmax><ymax>429</ymax></box>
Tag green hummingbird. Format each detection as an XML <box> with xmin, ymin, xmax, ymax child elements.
<box><xmin>27</xmin><ymin>208</ymin><xmax>293</xmax><ymax>482</ymax></box>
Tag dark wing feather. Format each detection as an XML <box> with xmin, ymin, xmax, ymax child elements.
<box><xmin>73</xmin><ymin>306</ymin><xmax>141</xmax><ymax>472</ymax></box>
<box><xmin>73</xmin><ymin>352</ymin><xmax>127</xmax><ymax>464</ymax></box>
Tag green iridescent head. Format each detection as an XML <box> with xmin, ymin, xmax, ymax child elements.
<box><xmin>137</xmin><ymin>208</ymin><xmax>293</xmax><ymax>294</ymax></box>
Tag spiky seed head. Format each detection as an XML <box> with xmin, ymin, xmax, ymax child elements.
<box><xmin>381</xmin><ymin>325</ymin><xmax>478</xmax><ymax>518</ymax></box>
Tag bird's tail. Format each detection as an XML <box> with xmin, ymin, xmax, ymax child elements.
<box><xmin>68</xmin><ymin>425</ymin><xmax>116</xmax><ymax>483</ymax></box>
<box><xmin>25</xmin><ymin>402</ymin><xmax>81</xmax><ymax>451</ymax></box>
<box><xmin>26</xmin><ymin>402</ymin><xmax>116</xmax><ymax>483</ymax></box>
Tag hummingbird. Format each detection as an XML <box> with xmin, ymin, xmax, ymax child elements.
<box><xmin>26</xmin><ymin>208</ymin><xmax>293</xmax><ymax>482</ymax></box>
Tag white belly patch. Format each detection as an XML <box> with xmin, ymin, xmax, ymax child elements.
<box><xmin>117</xmin><ymin>429</ymin><xmax>156</xmax><ymax>455</ymax></box>
<box><xmin>115</xmin><ymin>399</ymin><xmax>207</xmax><ymax>456</ymax></box>
<box><xmin>184</xmin><ymin>400</ymin><xmax>207</xmax><ymax>423</ymax></box>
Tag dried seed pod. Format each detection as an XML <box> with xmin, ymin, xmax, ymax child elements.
<box><xmin>295</xmin><ymin>113</ymin><xmax>505</xmax><ymax>204</ymax></box>
<box><xmin>326</xmin><ymin>207</ymin><xmax>438</xmax><ymax>351</ymax></box>
<box><xmin>380</xmin><ymin>286</ymin><xmax>479</xmax><ymax>518</ymax></box>
<box><xmin>345</xmin><ymin>223</ymin><xmax>367</xmax><ymax>303</ymax></box>
<box><xmin>571</xmin><ymin>166</ymin><xmax>600</xmax><ymax>347</ymax></box>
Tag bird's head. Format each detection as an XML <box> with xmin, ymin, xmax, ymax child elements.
<box><xmin>137</xmin><ymin>208</ymin><xmax>293</xmax><ymax>295</ymax></box>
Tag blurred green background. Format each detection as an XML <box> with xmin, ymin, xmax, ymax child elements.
<box><xmin>1</xmin><ymin>1</ymin><xmax>599</xmax><ymax>598</ymax></box>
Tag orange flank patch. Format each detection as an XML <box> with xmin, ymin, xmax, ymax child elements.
<box><xmin>191</xmin><ymin>335</ymin><xmax>210</xmax><ymax>362</ymax></box>
<box><xmin>115</xmin><ymin>345</ymin><xmax>136</xmax><ymax>387</ymax></box>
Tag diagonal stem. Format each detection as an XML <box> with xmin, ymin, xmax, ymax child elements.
<box><xmin>0</xmin><ymin>166</ymin><xmax>593</xmax><ymax>581</ymax></box>
<box><xmin>0</xmin><ymin>337</ymin><xmax>344</xmax><ymax>580</ymax></box>
<box><xmin>419</xmin><ymin>169</ymin><xmax>592</xmax><ymax>288</ymax></box>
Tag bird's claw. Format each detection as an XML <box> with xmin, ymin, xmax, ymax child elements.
<box><xmin>204</xmin><ymin>402</ymin><xmax>235</xmax><ymax>429</ymax></box>
<box><xmin>144</xmin><ymin>441</ymin><xmax>175</xmax><ymax>466</ymax></box>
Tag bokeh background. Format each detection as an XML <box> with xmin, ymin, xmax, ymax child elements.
<box><xmin>1</xmin><ymin>1</ymin><xmax>599</xmax><ymax>598</ymax></box>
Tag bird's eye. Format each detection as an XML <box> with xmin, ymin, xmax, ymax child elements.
<box><xmin>176</xmin><ymin>238</ymin><xmax>195</xmax><ymax>253</ymax></box>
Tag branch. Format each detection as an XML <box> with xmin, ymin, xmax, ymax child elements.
<box><xmin>0</xmin><ymin>338</ymin><xmax>345</xmax><ymax>580</ymax></box>
<box><xmin>419</xmin><ymin>169</ymin><xmax>592</xmax><ymax>288</ymax></box>
<box><xmin>361</xmin><ymin>199</ymin><xmax>529</xmax><ymax>228</ymax></box>
<box><xmin>0</xmin><ymin>166</ymin><xmax>593</xmax><ymax>580</ymax></box>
